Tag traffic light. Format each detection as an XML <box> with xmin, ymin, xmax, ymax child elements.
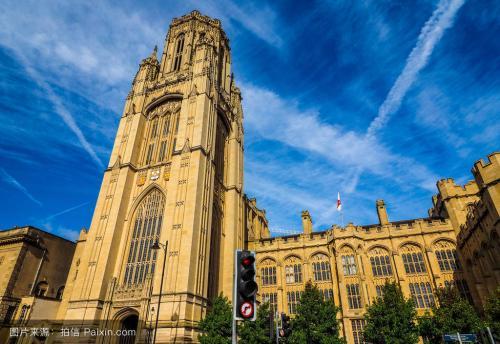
<box><xmin>234</xmin><ymin>250</ymin><xmax>258</xmax><ymax>321</ymax></box>
<box><xmin>279</xmin><ymin>313</ymin><xmax>291</xmax><ymax>338</ymax></box>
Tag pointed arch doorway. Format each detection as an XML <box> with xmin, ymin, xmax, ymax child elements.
<box><xmin>119</xmin><ymin>313</ymin><xmax>138</xmax><ymax>344</ymax></box>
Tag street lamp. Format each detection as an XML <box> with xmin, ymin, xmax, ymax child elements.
<box><xmin>151</xmin><ymin>239</ymin><xmax>168</xmax><ymax>344</ymax></box>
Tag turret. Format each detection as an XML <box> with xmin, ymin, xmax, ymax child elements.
<box><xmin>131</xmin><ymin>46</ymin><xmax>159</xmax><ymax>94</ymax></box>
<box><xmin>435</xmin><ymin>178</ymin><xmax>479</xmax><ymax>233</ymax></box>
<box><xmin>471</xmin><ymin>152</ymin><xmax>500</xmax><ymax>219</ymax></box>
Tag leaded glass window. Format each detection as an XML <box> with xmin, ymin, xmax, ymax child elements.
<box><xmin>262</xmin><ymin>292</ymin><xmax>278</xmax><ymax>314</ymax></box>
<box><xmin>261</xmin><ymin>266</ymin><xmax>277</xmax><ymax>286</ymax></box>
<box><xmin>287</xmin><ymin>291</ymin><xmax>302</xmax><ymax>314</ymax></box>
<box><xmin>124</xmin><ymin>189</ymin><xmax>165</xmax><ymax>285</ymax></box>
<box><xmin>370</xmin><ymin>255</ymin><xmax>393</xmax><ymax>277</ymax></box>
<box><xmin>409</xmin><ymin>282</ymin><xmax>435</xmax><ymax>308</ymax></box>
<box><xmin>285</xmin><ymin>264</ymin><xmax>302</xmax><ymax>284</ymax></box>
<box><xmin>402</xmin><ymin>252</ymin><xmax>427</xmax><ymax>274</ymax></box>
<box><xmin>436</xmin><ymin>249</ymin><xmax>460</xmax><ymax>271</ymax></box>
<box><xmin>342</xmin><ymin>255</ymin><xmax>358</xmax><ymax>276</ymax></box>
<box><xmin>347</xmin><ymin>284</ymin><xmax>362</xmax><ymax>309</ymax></box>
<box><xmin>320</xmin><ymin>288</ymin><xmax>334</xmax><ymax>300</ymax></box>
<box><xmin>313</xmin><ymin>261</ymin><xmax>332</xmax><ymax>281</ymax></box>
<box><xmin>352</xmin><ymin>319</ymin><xmax>366</xmax><ymax>344</ymax></box>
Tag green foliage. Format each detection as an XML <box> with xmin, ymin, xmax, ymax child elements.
<box><xmin>364</xmin><ymin>281</ymin><xmax>419</xmax><ymax>344</ymax></box>
<box><xmin>418</xmin><ymin>286</ymin><xmax>482</xmax><ymax>343</ymax></box>
<box><xmin>287</xmin><ymin>281</ymin><xmax>345</xmax><ymax>344</ymax></box>
<box><xmin>238</xmin><ymin>302</ymin><xmax>273</xmax><ymax>344</ymax></box>
<box><xmin>432</xmin><ymin>286</ymin><xmax>482</xmax><ymax>334</ymax></box>
<box><xmin>198</xmin><ymin>294</ymin><xmax>233</xmax><ymax>344</ymax></box>
<box><xmin>418</xmin><ymin>311</ymin><xmax>442</xmax><ymax>344</ymax></box>
<box><xmin>484</xmin><ymin>287</ymin><xmax>500</xmax><ymax>336</ymax></box>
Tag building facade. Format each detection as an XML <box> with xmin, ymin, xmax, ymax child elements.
<box><xmin>55</xmin><ymin>10</ymin><xmax>246</xmax><ymax>343</ymax></box>
<box><xmin>249</xmin><ymin>152</ymin><xmax>499</xmax><ymax>344</ymax></box>
<box><xmin>0</xmin><ymin>10</ymin><xmax>498</xmax><ymax>344</ymax></box>
<box><xmin>456</xmin><ymin>154</ymin><xmax>500</xmax><ymax>308</ymax></box>
<box><xmin>0</xmin><ymin>226</ymin><xmax>75</xmax><ymax>342</ymax></box>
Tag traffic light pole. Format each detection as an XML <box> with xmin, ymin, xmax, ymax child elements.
<box><xmin>232</xmin><ymin>250</ymin><xmax>238</xmax><ymax>344</ymax></box>
<box><xmin>232</xmin><ymin>317</ymin><xmax>237</xmax><ymax>344</ymax></box>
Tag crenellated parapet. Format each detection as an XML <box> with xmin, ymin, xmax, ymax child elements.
<box><xmin>472</xmin><ymin>152</ymin><xmax>500</xmax><ymax>188</ymax></box>
<box><xmin>331</xmin><ymin>218</ymin><xmax>452</xmax><ymax>241</ymax></box>
<box><xmin>172</xmin><ymin>10</ymin><xmax>222</xmax><ymax>29</ymax></box>
<box><xmin>254</xmin><ymin>230</ymin><xmax>329</xmax><ymax>251</ymax></box>
<box><xmin>436</xmin><ymin>178</ymin><xmax>479</xmax><ymax>200</ymax></box>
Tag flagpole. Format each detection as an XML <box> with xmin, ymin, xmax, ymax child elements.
<box><xmin>337</xmin><ymin>192</ymin><xmax>344</xmax><ymax>228</ymax></box>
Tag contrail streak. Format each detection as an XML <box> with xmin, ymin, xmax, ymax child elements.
<box><xmin>0</xmin><ymin>168</ymin><xmax>42</xmax><ymax>206</ymax></box>
<box><xmin>367</xmin><ymin>0</ymin><xmax>466</xmax><ymax>138</ymax></box>
<box><xmin>44</xmin><ymin>201</ymin><xmax>90</xmax><ymax>221</ymax></box>
<box><xmin>347</xmin><ymin>0</ymin><xmax>466</xmax><ymax>193</ymax></box>
<box><xmin>13</xmin><ymin>51</ymin><xmax>104</xmax><ymax>169</ymax></box>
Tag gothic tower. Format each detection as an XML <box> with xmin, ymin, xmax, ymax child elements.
<box><xmin>58</xmin><ymin>11</ymin><xmax>245</xmax><ymax>342</ymax></box>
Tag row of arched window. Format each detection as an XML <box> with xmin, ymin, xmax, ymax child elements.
<box><xmin>261</xmin><ymin>254</ymin><xmax>332</xmax><ymax>286</ymax></box>
<box><xmin>259</xmin><ymin>242</ymin><xmax>460</xmax><ymax>288</ymax></box>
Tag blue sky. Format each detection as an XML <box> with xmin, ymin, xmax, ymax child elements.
<box><xmin>0</xmin><ymin>0</ymin><xmax>498</xmax><ymax>240</ymax></box>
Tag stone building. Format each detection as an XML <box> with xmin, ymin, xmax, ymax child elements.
<box><xmin>0</xmin><ymin>10</ymin><xmax>498</xmax><ymax>344</ymax></box>
<box><xmin>54</xmin><ymin>10</ymin><xmax>246</xmax><ymax>343</ymax></box>
<box><xmin>456</xmin><ymin>153</ymin><xmax>499</xmax><ymax>308</ymax></box>
<box><xmin>0</xmin><ymin>226</ymin><xmax>75</xmax><ymax>341</ymax></box>
<box><xmin>247</xmin><ymin>152</ymin><xmax>498</xmax><ymax>344</ymax></box>
<box><xmin>249</xmin><ymin>202</ymin><xmax>469</xmax><ymax>344</ymax></box>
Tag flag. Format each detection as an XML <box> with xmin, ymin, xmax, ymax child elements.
<box><xmin>337</xmin><ymin>192</ymin><xmax>342</xmax><ymax>211</ymax></box>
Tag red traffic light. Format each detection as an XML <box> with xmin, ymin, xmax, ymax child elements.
<box><xmin>241</xmin><ymin>256</ymin><xmax>255</xmax><ymax>266</ymax></box>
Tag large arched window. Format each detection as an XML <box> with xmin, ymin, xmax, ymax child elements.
<box><xmin>400</xmin><ymin>244</ymin><xmax>427</xmax><ymax>274</ymax></box>
<box><xmin>340</xmin><ymin>246</ymin><xmax>358</xmax><ymax>276</ymax></box>
<box><xmin>435</xmin><ymin>242</ymin><xmax>460</xmax><ymax>272</ymax></box>
<box><xmin>142</xmin><ymin>101</ymin><xmax>181</xmax><ymax>166</ymax></box>
<box><xmin>124</xmin><ymin>189</ymin><xmax>165</xmax><ymax>285</ymax></box>
<box><xmin>284</xmin><ymin>256</ymin><xmax>303</xmax><ymax>284</ymax></box>
<box><xmin>173</xmin><ymin>34</ymin><xmax>185</xmax><ymax>72</ymax></box>
<box><xmin>260</xmin><ymin>258</ymin><xmax>277</xmax><ymax>286</ymax></box>
<box><xmin>311</xmin><ymin>253</ymin><xmax>331</xmax><ymax>281</ymax></box>
<box><xmin>368</xmin><ymin>247</ymin><xmax>393</xmax><ymax>277</ymax></box>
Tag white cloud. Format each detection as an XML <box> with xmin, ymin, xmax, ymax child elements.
<box><xmin>0</xmin><ymin>168</ymin><xmax>42</xmax><ymax>206</ymax></box>
<box><xmin>367</xmin><ymin>0</ymin><xmax>466</xmax><ymax>138</ymax></box>
<box><xmin>242</xmin><ymin>83</ymin><xmax>438</xmax><ymax>193</ymax></box>
<box><xmin>12</xmin><ymin>50</ymin><xmax>104</xmax><ymax>169</ymax></box>
<box><xmin>0</xmin><ymin>0</ymin><xmax>163</xmax><ymax>111</ymax></box>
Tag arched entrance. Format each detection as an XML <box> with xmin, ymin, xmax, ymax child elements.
<box><xmin>118</xmin><ymin>314</ymin><xmax>138</xmax><ymax>344</ymax></box>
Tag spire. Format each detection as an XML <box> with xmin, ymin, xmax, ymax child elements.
<box><xmin>151</xmin><ymin>45</ymin><xmax>158</xmax><ymax>59</ymax></box>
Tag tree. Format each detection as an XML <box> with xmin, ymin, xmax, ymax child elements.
<box><xmin>484</xmin><ymin>287</ymin><xmax>500</xmax><ymax>336</ymax></box>
<box><xmin>238</xmin><ymin>302</ymin><xmax>273</xmax><ymax>344</ymax></box>
<box><xmin>198</xmin><ymin>294</ymin><xmax>233</xmax><ymax>344</ymax></box>
<box><xmin>418</xmin><ymin>286</ymin><xmax>482</xmax><ymax>343</ymax></box>
<box><xmin>434</xmin><ymin>286</ymin><xmax>482</xmax><ymax>335</ymax></box>
<box><xmin>418</xmin><ymin>311</ymin><xmax>441</xmax><ymax>344</ymax></box>
<box><xmin>287</xmin><ymin>281</ymin><xmax>345</xmax><ymax>344</ymax></box>
<box><xmin>364</xmin><ymin>281</ymin><xmax>419</xmax><ymax>344</ymax></box>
